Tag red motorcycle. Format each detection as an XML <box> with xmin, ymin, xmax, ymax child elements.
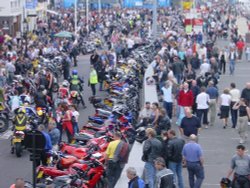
<box><xmin>37</xmin><ymin>157</ymin><xmax>106</xmax><ymax>188</ymax></box>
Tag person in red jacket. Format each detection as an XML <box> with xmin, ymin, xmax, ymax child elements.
<box><xmin>236</xmin><ymin>38</ymin><xmax>245</xmax><ymax>60</ymax></box>
<box><xmin>176</xmin><ymin>82</ymin><xmax>194</xmax><ymax>129</ymax></box>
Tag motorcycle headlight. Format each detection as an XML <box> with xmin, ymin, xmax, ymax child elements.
<box><xmin>37</xmin><ymin>110</ymin><xmax>43</xmax><ymax>116</ymax></box>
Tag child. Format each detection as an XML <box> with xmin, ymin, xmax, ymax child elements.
<box><xmin>70</xmin><ymin>105</ymin><xmax>79</xmax><ymax>134</ymax></box>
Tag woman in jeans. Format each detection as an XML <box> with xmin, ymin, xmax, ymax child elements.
<box><xmin>219</xmin><ymin>88</ymin><xmax>231</xmax><ymax>129</ymax></box>
<box><xmin>233</xmin><ymin>99</ymin><xmax>250</xmax><ymax>144</ymax></box>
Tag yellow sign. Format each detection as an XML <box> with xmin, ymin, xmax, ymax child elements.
<box><xmin>183</xmin><ymin>1</ymin><xmax>193</xmax><ymax>10</ymax></box>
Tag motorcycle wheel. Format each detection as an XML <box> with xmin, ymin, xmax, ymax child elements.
<box><xmin>15</xmin><ymin>142</ymin><xmax>22</xmax><ymax>157</ymax></box>
<box><xmin>52</xmin><ymin>83</ymin><xmax>59</xmax><ymax>93</ymax></box>
<box><xmin>0</xmin><ymin>116</ymin><xmax>8</xmax><ymax>133</ymax></box>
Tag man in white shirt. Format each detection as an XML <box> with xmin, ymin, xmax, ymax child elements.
<box><xmin>229</xmin><ymin>83</ymin><xmax>241</xmax><ymax>128</ymax></box>
<box><xmin>161</xmin><ymin>81</ymin><xmax>173</xmax><ymax>120</ymax></box>
<box><xmin>200</xmin><ymin>59</ymin><xmax>211</xmax><ymax>76</ymax></box>
<box><xmin>196</xmin><ymin>87</ymin><xmax>210</xmax><ymax>129</ymax></box>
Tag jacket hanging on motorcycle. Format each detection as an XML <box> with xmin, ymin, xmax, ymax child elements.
<box><xmin>13</xmin><ymin>115</ymin><xmax>28</xmax><ymax>131</ymax></box>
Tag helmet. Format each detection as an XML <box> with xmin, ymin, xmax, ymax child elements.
<box><xmin>18</xmin><ymin>108</ymin><xmax>26</xmax><ymax>114</ymax></box>
<box><xmin>62</xmin><ymin>80</ymin><xmax>69</xmax><ymax>87</ymax></box>
<box><xmin>39</xmin><ymin>85</ymin><xmax>45</xmax><ymax>91</ymax></box>
<box><xmin>72</xmin><ymin>70</ymin><xmax>78</xmax><ymax>75</ymax></box>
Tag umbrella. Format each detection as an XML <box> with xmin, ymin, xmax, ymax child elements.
<box><xmin>54</xmin><ymin>31</ymin><xmax>73</xmax><ymax>38</ymax></box>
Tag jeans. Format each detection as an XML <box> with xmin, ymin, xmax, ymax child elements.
<box><xmin>238</xmin><ymin>116</ymin><xmax>248</xmax><ymax>142</ymax></box>
<box><xmin>230</xmin><ymin>102</ymin><xmax>238</xmax><ymax>128</ymax></box>
<box><xmin>186</xmin><ymin>161</ymin><xmax>204</xmax><ymax>188</ymax></box>
<box><xmin>174</xmin><ymin>73</ymin><xmax>183</xmax><ymax>84</ymax></box>
<box><xmin>90</xmin><ymin>84</ymin><xmax>96</xmax><ymax>96</ymax></box>
<box><xmin>169</xmin><ymin>161</ymin><xmax>184</xmax><ymax>188</ymax></box>
<box><xmin>229</xmin><ymin>60</ymin><xmax>235</xmax><ymax>75</ymax></box>
<box><xmin>164</xmin><ymin>101</ymin><xmax>173</xmax><ymax>119</ymax></box>
<box><xmin>107</xmin><ymin>160</ymin><xmax>122</xmax><ymax>188</ymax></box>
<box><xmin>73</xmin><ymin>122</ymin><xmax>79</xmax><ymax>134</ymax></box>
<box><xmin>144</xmin><ymin>162</ymin><xmax>156</xmax><ymax>188</ymax></box>
<box><xmin>196</xmin><ymin>109</ymin><xmax>208</xmax><ymax>125</ymax></box>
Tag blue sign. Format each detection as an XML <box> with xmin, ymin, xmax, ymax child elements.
<box><xmin>25</xmin><ymin>0</ymin><xmax>38</xmax><ymax>9</ymax></box>
<box><xmin>63</xmin><ymin>0</ymin><xmax>75</xmax><ymax>8</ymax></box>
<box><xmin>123</xmin><ymin>0</ymin><xmax>143</xmax><ymax>8</ymax></box>
<box><xmin>123</xmin><ymin>0</ymin><xmax>171</xmax><ymax>8</ymax></box>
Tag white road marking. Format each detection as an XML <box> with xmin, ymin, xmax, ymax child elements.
<box><xmin>0</xmin><ymin>130</ymin><xmax>13</xmax><ymax>139</ymax></box>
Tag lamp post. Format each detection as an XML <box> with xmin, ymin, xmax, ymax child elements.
<box><xmin>74</xmin><ymin>0</ymin><xmax>77</xmax><ymax>35</ymax></box>
<box><xmin>86</xmin><ymin>0</ymin><xmax>89</xmax><ymax>33</ymax></box>
<box><xmin>23</xmin><ymin>19</ymin><xmax>28</xmax><ymax>57</ymax></box>
<box><xmin>152</xmin><ymin>0</ymin><xmax>158</xmax><ymax>39</ymax></box>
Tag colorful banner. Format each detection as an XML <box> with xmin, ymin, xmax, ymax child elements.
<box><xmin>185</xmin><ymin>25</ymin><xmax>192</xmax><ymax>34</ymax></box>
<box><xmin>182</xmin><ymin>1</ymin><xmax>193</xmax><ymax>10</ymax></box>
<box><xmin>26</xmin><ymin>0</ymin><xmax>38</xmax><ymax>9</ymax></box>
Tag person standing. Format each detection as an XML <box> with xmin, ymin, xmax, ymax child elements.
<box><xmin>206</xmin><ymin>81</ymin><xmax>219</xmax><ymax>127</ymax></box>
<box><xmin>177</xmin><ymin>82</ymin><xmax>194</xmax><ymax>127</ymax></box>
<box><xmin>161</xmin><ymin>81</ymin><xmax>173</xmax><ymax>120</ymax></box>
<box><xmin>105</xmin><ymin>132</ymin><xmax>123</xmax><ymax>188</ymax></box>
<box><xmin>233</xmin><ymin>99</ymin><xmax>250</xmax><ymax>144</ymax></box>
<box><xmin>241</xmin><ymin>82</ymin><xmax>250</xmax><ymax>125</ymax></box>
<box><xmin>229</xmin><ymin>83</ymin><xmax>241</xmax><ymax>128</ymax></box>
<box><xmin>154</xmin><ymin>157</ymin><xmax>175</xmax><ymax>188</ymax></box>
<box><xmin>196</xmin><ymin>87</ymin><xmax>210</xmax><ymax>129</ymax></box>
<box><xmin>228</xmin><ymin>47</ymin><xmax>238</xmax><ymax>75</ymax></box>
<box><xmin>219</xmin><ymin>88</ymin><xmax>232</xmax><ymax>129</ymax></box>
<box><xmin>218</xmin><ymin>48</ymin><xmax>228</xmax><ymax>74</ymax></box>
<box><xmin>167</xmin><ymin>130</ymin><xmax>185</xmax><ymax>188</ymax></box>
<box><xmin>142</xmin><ymin>128</ymin><xmax>162</xmax><ymax>188</ymax></box>
<box><xmin>236</xmin><ymin>38</ymin><xmax>245</xmax><ymax>61</ymax></box>
<box><xmin>180</xmin><ymin>107</ymin><xmax>201</xmax><ymax>142</ymax></box>
<box><xmin>226</xmin><ymin>145</ymin><xmax>250</xmax><ymax>187</ymax></box>
<box><xmin>126</xmin><ymin>167</ymin><xmax>145</xmax><ymax>188</ymax></box>
<box><xmin>61</xmin><ymin>104</ymin><xmax>74</xmax><ymax>143</ymax></box>
<box><xmin>48</xmin><ymin>121</ymin><xmax>60</xmax><ymax>151</ymax></box>
<box><xmin>182</xmin><ymin>134</ymin><xmax>205</xmax><ymax>188</ymax></box>
<box><xmin>89</xmin><ymin>65</ymin><xmax>98</xmax><ymax>96</ymax></box>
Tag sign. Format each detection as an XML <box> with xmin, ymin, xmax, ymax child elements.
<box><xmin>185</xmin><ymin>25</ymin><xmax>192</xmax><ymax>34</ymax></box>
<box><xmin>183</xmin><ymin>1</ymin><xmax>193</xmax><ymax>10</ymax></box>
<box><xmin>63</xmin><ymin>0</ymin><xmax>75</xmax><ymax>8</ymax></box>
<box><xmin>26</xmin><ymin>0</ymin><xmax>38</xmax><ymax>9</ymax></box>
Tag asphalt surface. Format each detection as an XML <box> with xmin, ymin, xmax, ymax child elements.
<box><xmin>0</xmin><ymin>54</ymin><xmax>101</xmax><ymax>187</ymax></box>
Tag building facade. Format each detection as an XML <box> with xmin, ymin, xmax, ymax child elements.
<box><xmin>0</xmin><ymin>0</ymin><xmax>24</xmax><ymax>36</ymax></box>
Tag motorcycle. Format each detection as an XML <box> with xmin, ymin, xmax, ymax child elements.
<box><xmin>69</xmin><ymin>91</ymin><xmax>85</xmax><ymax>108</ymax></box>
<box><xmin>11</xmin><ymin>130</ymin><xmax>25</xmax><ymax>157</ymax></box>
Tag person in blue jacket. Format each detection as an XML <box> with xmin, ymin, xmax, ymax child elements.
<box><xmin>127</xmin><ymin>167</ymin><xmax>145</xmax><ymax>188</ymax></box>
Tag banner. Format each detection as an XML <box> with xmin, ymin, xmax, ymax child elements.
<box><xmin>63</xmin><ymin>0</ymin><xmax>75</xmax><ymax>8</ymax></box>
<box><xmin>185</xmin><ymin>25</ymin><xmax>192</xmax><ymax>34</ymax></box>
<box><xmin>26</xmin><ymin>0</ymin><xmax>38</xmax><ymax>9</ymax></box>
<box><xmin>182</xmin><ymin>1</ymin><xmax>193</xmax><ymax>10</ymax></box>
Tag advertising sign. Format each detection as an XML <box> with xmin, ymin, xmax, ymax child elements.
<box><xmin>63</xmin><ymin>0</ymin><xmax>75</xmax><ymax>8</ymax></box>
<box><xmin>26</xmin><ymin>0</ymin><xmax>38</xmax><ymax>9</ymax></box>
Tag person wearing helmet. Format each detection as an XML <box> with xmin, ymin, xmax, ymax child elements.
<box><xmin>13</xmin><ymin>108</ymin><xmax>28</xmax><ymax>131</ymax></box>
<box><xmin>69</xmin><ymin>70</ymin><xmax>86</xmax><ymax>108</ymax></box>
<box><xmin>59</xmin><ymin>80</ymin><xmax>70</xmax><ymax>99</ymax></box>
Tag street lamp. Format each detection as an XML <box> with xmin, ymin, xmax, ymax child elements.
<box><xmin>23</xmin><ymin>19</ymin><xmax>28</xmax><ymax>57</ymax></box>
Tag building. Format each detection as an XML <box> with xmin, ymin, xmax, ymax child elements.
<box><xmin>0</xmin><ymin>0</ymin><xmax>24</xmax><ymax>36</ymax></box>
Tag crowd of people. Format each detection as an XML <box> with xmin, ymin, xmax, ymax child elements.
<box><xmin>2</xmin><ymin>1</ymin><xmax>250</xmax><ymax>188</ymax></box>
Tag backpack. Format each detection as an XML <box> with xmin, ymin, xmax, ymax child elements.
<box><xmin>113</xmin><ymin>141</ymin><xmax>129</xmax><ymax>163</ymax></box>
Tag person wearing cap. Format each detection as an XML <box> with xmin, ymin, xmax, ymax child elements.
<box><xmin>154</xmin><ymin>157</ymin><xmax>175</xmax><ymax>188</ymax></box>
<box><xmin>126</xmin><ymin>167</ymin><xmax>145</xmax><ymax>188</ymax></box>
<box><xmin>142</xmin><ymin>128</ymin><xmax>162</xmax><ymax>188</ymax></box>
<box><xmin>182</xmin><ymin>134</ymin><xmax>204</xmax><ymax>188</ymax></box>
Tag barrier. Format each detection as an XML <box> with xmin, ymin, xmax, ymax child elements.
<box><xmin>115</xmin><ymin>62</ymin><xmax>159</xmax><ymax>187</ymax></box>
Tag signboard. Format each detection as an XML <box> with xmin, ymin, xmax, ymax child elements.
<box><xmin>26</xmin><ymin>0</ymin><xmax>38</xmax><ymax>9</ymax></box>
<box><xmin>185</xmin><ymin>25</ymin><xmax>192</xmax><ymax>34</ymax></box>
<box><xmin>63</xmin><ymin>0</ymin><xmax>75</xmax><ymax>8</ymax></box>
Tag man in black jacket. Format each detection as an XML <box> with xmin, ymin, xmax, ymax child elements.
<box><xmin>167</xmin><ymin>130</ymin><xmax>185</xmax><ymax>188</ymax></box>
<box><xmin>241</xmin><ymin>82</ymin><xmax>250</xmax><ymax>125</ymax></box>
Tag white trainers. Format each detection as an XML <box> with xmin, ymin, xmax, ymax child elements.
<box><xmin>239</xmin><ymin>139</ymin><xmax>245</xmax><ymax>144</ymax></box>
<box><xmin>248</xmin><ymin>122</ymin><xmax>250</xmax><ymax>126</ymax></box>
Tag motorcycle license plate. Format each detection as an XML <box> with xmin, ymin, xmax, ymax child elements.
<box><xmin>13</xmin><ymin>138</ymin><xmax>22</xmax><ymax>142</ymax></box>
<box><xmin>37</xmin><ymin>171</ymin><xmax>43</xmax><ymax>178</ymax></box>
